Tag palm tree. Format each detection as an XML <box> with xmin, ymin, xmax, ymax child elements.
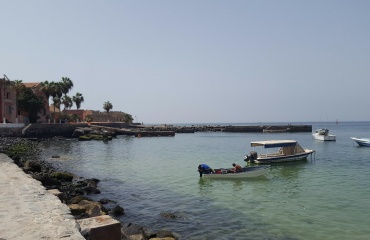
<box><xmin>103</xmin><ymin>101</ymin><xmax>113</xmax><ymax>113</ymax></box>
<box><xmin>49</xmin><ymin>81</ymin><xmax>63</xmax><ymax>121</ymax></box>
<box><xmin>61</xmin><ymin>77</ymin><xmax>73</xmax><ymax>97</ymax></box>
<box><xmin>72</xmin><ymin>92</ymin><xmax>84</xmax><ymax>110</ymax></box>
<box><xmin>61</xmin><ymin>95</ymin><xmax>73</xmax><ymax>110</ymax></box>
<box><xmin>41</xmin><ymin>80</ymin><xmax>52</xmax><ymax>100</ymax></box>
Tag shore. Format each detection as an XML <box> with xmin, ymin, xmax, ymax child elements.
<box><xmin>0</xmin><ymin>153</ymin><xmax>85</xmax><ymax>240</ymax></box>
<box><xmin>0</xmin><ymin>138</ymin><xmax>178</xmax><ymax>240</ymax></box>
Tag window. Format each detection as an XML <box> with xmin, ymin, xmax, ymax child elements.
<box><xmin>8</xmin><ymin>106</ymin><xmax>12</xmax><ymax>114</ymax></box>
<box><xmin>6</xmin><ymin>92</ymin><xmax>10</xmax><ymax>98</ymax></box>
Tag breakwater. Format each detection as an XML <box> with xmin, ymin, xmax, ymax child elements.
<box><xmin>142</xmin><ymin>124</ymin><xmax>312</xmax><ymax>133</ymax></box>
<box><xmin>0</xmin><ymin>123</ymin><xmax>312</xmax><ymax>138</ymax></box>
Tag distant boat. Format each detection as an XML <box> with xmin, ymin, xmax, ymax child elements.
<box><xmin>244</xmin><ymin>140</ymin><xmax>315</xmax><ymax>164</ymax></box>
<box><xmin>313</xmin><ymin>128</ymin><xmax>336</xmax><ymax>141</ymax></box>
<box><xmin>351</xmin><ymin>137</ymin><xmax>370</xmax><ymax>147</ymax></box>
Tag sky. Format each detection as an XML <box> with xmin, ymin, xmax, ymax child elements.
<box><xmin>1</xmin><ymin>1</ymin><xmax>370</xmax><ymax>124</ymax></box>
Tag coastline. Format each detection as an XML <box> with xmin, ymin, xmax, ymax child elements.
<box><xmin>0</xmin><ymin>137</ymin><xmax>178</xmax><ymax>240</ymax></box>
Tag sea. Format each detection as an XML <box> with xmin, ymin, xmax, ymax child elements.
<box><xmin>39</xmin><ymin>121</ymin><xmax>370</xmax><ymax>240</ymax></box>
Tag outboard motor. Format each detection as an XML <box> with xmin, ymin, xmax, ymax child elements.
<box><xmin>244</xmin><ymin>151</ymin><xmax>258</xmax><ymax>163</ymax></box>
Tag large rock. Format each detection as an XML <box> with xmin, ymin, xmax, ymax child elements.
<box><xmin>51</xmin><ymin>171</ymin><xmax>74</xmax><ymax>181</ymax></box>
<box><xmin>68</xmin><ymin>200</ymin><xmax>108</xmax><ymax>217</ymax></box>
<box><xmin>24</xmin><ymin>160</ymin><xmax>42</xmax><ymax>172</ymax></box>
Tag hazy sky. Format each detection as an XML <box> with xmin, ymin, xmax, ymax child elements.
<box><xmin>2</xmin><ymin>1</ymin><xmax>370</xmax><ymax>124</ymax></box>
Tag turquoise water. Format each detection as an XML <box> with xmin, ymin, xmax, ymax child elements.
<box><xmin>41</xmin><ymin>122</ymin><xmax>370</xmax><ymax>239</ymax></box>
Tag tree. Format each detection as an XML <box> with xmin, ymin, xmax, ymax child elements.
<box><xmin>72</xmin><ymin>92</ymin><xmax>84</xmax><ymax>110</ymax></box>
<box><xmin>41</xmin><ymin>80</ymin><xmax>52</xmax><ymax>100</ymax></box>
<box><xmin>61</xmin><ymin>95</ymin><xmax>73</xmax><ymax>110</ymax></box>
<box><xmin>49</xmin><ymin>81</ymin><xmax>63</xmax><ymax>120</ymax></box>
<box><xmin>61</xmin><ymin>77</ymin><xmax>74</xmax><ymax>97</ymax></box>
<box><xmin>17</xmin><ymin>86</ymin><xmax>45</xmax><ymax>123</ymax></box>
<box><xmin>123</xmin><ymin>114</ymin><xmax>134</xmax><ymax>123</ymax></box>
<box><xmin>103</xmin><ymin>101</ymin><xmax>113</xmax><ymax>113</ymax></box>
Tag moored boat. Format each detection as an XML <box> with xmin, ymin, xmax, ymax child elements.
<box><xmin>244</xmin><ymin>140</ymin><xmax>315</xmax><ymax>164</ymax></box>
<box><xmin>313</xmin><ymin>128</ymin><xmax>336</xmax><ymax>141</ymax></box>
<box><xmin>351</xmin><ymin>137</ymin><xmax>370</xmax><ymax>147</ymax></box>
<box><xmin>198</xmin><ymin>165</ymin><xmax>269</xmax><ymax>179</ymax></box>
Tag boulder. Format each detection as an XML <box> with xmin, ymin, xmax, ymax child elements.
<box><xmin>51</xmin><ymin>171</ymin><xmax>74</xmax><ymax>181</ymax></box>
<box><xmin>109</xmin><ymin>204</ymin><xmax>125</xmax><ymax>216</ymax></box>
<box><xmin>24</xmin><ymin>160</ymin><xmax>42</xmax><ymax>172</ymax></box>
<box><xmin>68</xmin><ymin>200</ymin><xmax>108</xmax><ymax>217</ymax></box>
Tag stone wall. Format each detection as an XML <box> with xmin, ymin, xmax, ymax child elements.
<box><xmin>0</xmin><ymin>127</ymin><xmax>23</xmax><ymax>137</ymax></box>
<box><xmin>21</xmin><ymin>123</ymin><xmax>89</xmax><ymax>138</ymax></box>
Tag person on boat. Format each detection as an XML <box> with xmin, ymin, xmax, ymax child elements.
<box><xmin>198</xmin><ymin>164</ymin><xmax>214</xmax><ymax>174</ymax></box>
<box><xmin>231</xmin><ymin>163</ymin><xmax>243</xmax><ymax>173</ymax></box>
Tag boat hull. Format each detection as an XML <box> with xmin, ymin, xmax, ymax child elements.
<box><xmin>313</xmin><ymin>133</ymin><xmax>336</xmax><ymax>141</ymax></box>
<box><xmin>201</xmin><ymin>166</ymin><xmax>269</xmax><ymax>179</ymax></box>
<box><xmin>252</xmin><ymin>150</ymin><xmax>315</xmax><ymax>164</ymax></box>
<box><xmin>351</xmin><ymin>137</ymin><xmax>370</xmax><ymax>147</ymax></box>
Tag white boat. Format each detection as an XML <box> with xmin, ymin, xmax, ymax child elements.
<box><xmin>351</xmin><ymin>137</ymin><xmax>370</xmax><ymax>147</ymax></box>
<box><xmin>198</xmin><ymin>166</ymin><xmax>269</xmax><ymax>179</ymax></box>
<box><xmin>313</xmin><ymin>128</ymin><xmax>336</xmax><ymax>141</ymax></box>
<box><xmin>244</xmin><ymin>140</ymin><xmax>315</xmax><ymax>164</ymax></box>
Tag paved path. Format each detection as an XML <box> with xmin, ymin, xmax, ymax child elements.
<box><xmin>0</xmin><ymin>153</ymin><xmax>84</xmax><ymax>240</ymax></box>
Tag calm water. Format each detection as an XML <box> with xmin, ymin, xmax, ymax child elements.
<box><xmin>40</xmin><ymin>122</ymin><xmax>370</xmax><ymax>240</ymax></box>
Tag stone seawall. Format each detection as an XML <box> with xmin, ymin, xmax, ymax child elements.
<box><xmin>22</xmin><ymin>123</ymin><xmax>89</xmax><ymax>138</ymax></box>
<box><xmin>0</xmin><ymin>123</ymin><xmax>89</xmax><ymax>138</ymax></box>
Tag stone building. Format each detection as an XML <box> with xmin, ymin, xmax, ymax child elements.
<box><xmin>0</xmin><ymin>76</ymin><xmax>17</xmax><ymax>123</ymax></box>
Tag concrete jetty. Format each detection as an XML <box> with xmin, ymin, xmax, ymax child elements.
<box><xmin>0</xmin><ymin>153</ymin><xmax>84</xmax><ymax>240</ymax></box>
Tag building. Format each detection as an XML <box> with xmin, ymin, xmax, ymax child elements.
<box><xmin>0</xmin><ymin>76</ymin><xmax>17</xmax><ymax>123</ymax></box>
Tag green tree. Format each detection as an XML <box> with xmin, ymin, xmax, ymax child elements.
<box><xmin>49</xmin><ymin>81</ymin><xmax>63</xmax><ymax>120</ymax></box>
<box><xmin>17</xmin><ymin>87</ymin><xmax>45</xmax><ymax>123</ymax></box>
<box><xmin>61</xmin><ymin>77</ymin><xmax>74</xmax><ymax>97</ymax></box>
<box><xmin>123</xmin><ymin>114</ymin><xmax>134</xmax><ymax>123</ymax></box>
<box><xmin>72</xmin><ymin>92</ymin><xmax>84</xmax><ymax>110</ymax></box>
<box><xmin>103</xmin><ymin>101</ymin><xmax>113</xmax><ymax>113</ymax></box>
<box><xmin>61</xmin><ymin>95</ymin><xmax>73</xmax><ymax>110</ymax></box>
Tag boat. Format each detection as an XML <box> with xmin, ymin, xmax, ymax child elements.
<box><xmin>198</xmin><ymin>166</ymin><xmax>269</xmax><ymax>179</ymax></box>
<box><xmin>351</xmin><ymin>137</ymin><xmax>370</xmax><ymax>147</ymax></box>
<box><xmin>312</xmin><ymin>128</ymin><xmax>336</xmax><ymax>141</ymax></box>
<box><xmin>244</xmin><ymin>140</ymin><xmax>315</xmax><ymax>164</ymax></box>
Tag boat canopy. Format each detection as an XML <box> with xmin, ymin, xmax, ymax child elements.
<box><xmin>250</xmin><ymin>140</ymin><xmax>297</xmax><ymax>148</ymax></box>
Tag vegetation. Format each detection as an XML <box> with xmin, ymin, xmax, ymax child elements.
<box><xmin>103</xmin><ymin>101</ymin><xmax>113</xmax><ymax>113</ymax></box>
<box><xmin>6</xmin><ymin>142</ymin><xmax>34</xmax><ymax>159</ymax></box>
<box><xmin>84</xmin><ymin>114</ymin><xmax>93</xmax><ymax>122</ymax></box>
<box><xmin>12</xmin><ymin>80</ymin><xmax>45</xmax><ymax>123</ymax></box>
<box><xmin>41</xmin><ymin>77</ymin><xmax>81</xmax><ymax>121</ymax></box>
<box><xmin>73</xmin><ymin>92</ymin><xmax>84</xmax><ymax>110</ymax></box>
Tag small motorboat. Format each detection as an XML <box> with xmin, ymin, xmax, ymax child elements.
<box><xmin>244</xmin><ymin>140</ymin><xmax>315</xmax><ymax>164</ymax></box>
<box><xmin>351</xmin><ymin>137</ymin><xmax>370</xmax><ymax>147</ymax></box>
<box><xmin>198</xmin><ymin>165</ymin><xmax>269</xmax><ymax>179</ymax></box>
<box><xmin>313</xmin><ymin>128</ymin><xmax>336</xmax><ymax>141</ymax></box>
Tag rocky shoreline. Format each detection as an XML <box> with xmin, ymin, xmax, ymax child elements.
<box><xmin>0</xmin><ymin>137</ymin><xmax>179</xmax><ymax>240</ymax></box>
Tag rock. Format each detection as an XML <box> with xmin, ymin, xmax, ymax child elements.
<box><xmin>121</xmin><ymin>223</ymin><xmax>147</xmax><ymax>239</ymax></box>
<box><xmin>51</xmin><ymin>171</ymin><xmax>74</xmax><ymax>181</ymax></box>
<box><xmin>77</xmin><ymin>186</ymin><xmax>101</xmax><ymax>195</ymax></box>
<box><xmin>67</xmin><ymin>195</ymin><xmax>90</xmax><ymax>204</ymax></box>
<box><xmin>110</xmin><ymin>204</ymin><xmax>125</xmax><ymax>216</ymax></box>
<box><xmin>160</xmin><ymin>212</ymin><xmax>177</xmax><ymax>219</ymax></box>
<box><xmin>68</xmin><ymin>200</ymin><xmax>108</xmax><ymax>217</ymax></box>
<box><xmin>24</xmin><ymin>160</ymin><xmax>42</xmax><ymax>172</ymax></box>
<box><xmin>155</xmin><ymin>230</ymin><xmax>178</xmax><ymax>239</ymax></box>
<box><xmin>32</xmin><ymin>173</ymin><xmax>61</xmax><ymax>186</ymax></box>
